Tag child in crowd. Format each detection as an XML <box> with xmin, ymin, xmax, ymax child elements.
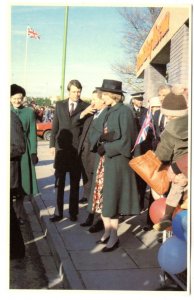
<box><xmin>153</xmin><ymin>92</ymin><xmax>188</xmax><ymax>231</ymax></box>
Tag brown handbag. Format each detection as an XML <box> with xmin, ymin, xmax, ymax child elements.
<box><xmin>129</xmin><ymin>150</ymin><xmax>170</xmax><ymax>195</ymax></box>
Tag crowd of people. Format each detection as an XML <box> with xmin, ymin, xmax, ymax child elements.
<box><xmin>22</xmin><ymin>99</ymin><xmax>55</xmax><ymax>123</ymax></box>
<box><xmin>10</xmin><ymin>79</ymin><xmax>188</xmax><ymax>257</ymax></box>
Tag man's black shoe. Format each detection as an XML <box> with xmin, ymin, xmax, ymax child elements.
<box><xmin>157</xmin><ymin>235</ymin><xmax>163</xmax><ymax>243</ymax></box>
<box><xmin>80</xmin><ymin>213</ymin><xmax>94</xmax><ymax>227</ymax></box>
<box><xmin>50</xmin><ymin>215</ymin><xmax>63</xmax><ymax>222</ymax></box>
<box><xmin>142</xmin><ymin>225</ymin><xmax>153</xmax><ymax>231</ymax></box>
<box><xmin>118</xmin><ymin>215</ymin><xmax>125</xmax><ymax>223</ymax></box>
<box><xmin>89</xmin><ymin>219</ymin><xmax>104</xmax><ymax>233</ymax></box>
<box><xmin>70</xmin><ymin>215</ymin><xmax>77</xmax><ymax>222</ymax></box>
<box><xmin>79</xmin><ymin>197</ymin><xmax>88</xmax><ymax>204</ymax></box>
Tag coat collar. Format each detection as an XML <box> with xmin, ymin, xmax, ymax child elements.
<box><xmin>62</xmin><ymin>99</ymin><xmax>84</xmax><ymax>118</ymax></box>
<box><xmin>108</xmin><ymin>102</ymin><xmax>123</xmax><ymax>113</ymax></box>
<box><xmin>63</xmin><ymin>99</ymin><xmax>85</xmax><ymax>117</ymax></box>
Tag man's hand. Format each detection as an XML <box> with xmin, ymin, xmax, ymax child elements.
<box><xmin>80</xmin><ymin>105</ymin><xmax>97</xmax><ymax>119</ymax></box>
<box><xmin>50</xmin><ymin>147</ymin><xmax>55</xmax><ymax>156</ymax></box>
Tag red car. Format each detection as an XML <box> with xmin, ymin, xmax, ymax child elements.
<box><xmin>36</xmin><ymin>122</ymin><xmax>52</xmax><ymax>141</ymax></box>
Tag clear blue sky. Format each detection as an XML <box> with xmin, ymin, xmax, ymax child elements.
<box><xmin>11</xmin><ymin>5</ymin><xmax>129</xmax><ymax>98</ymax></box>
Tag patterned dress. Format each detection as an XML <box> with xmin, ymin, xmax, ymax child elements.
<box><xmin>91</xmin><ymin>126</ymin><xmax>108</xmax><ymax>213</ymax></box>
<box><xmin>92</xmin><ymin>156</ymin><xmax>105</xmax><ymax>213</ymax></box>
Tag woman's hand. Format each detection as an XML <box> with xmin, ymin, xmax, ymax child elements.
<box><xmin>100</xmin><ymin>131</ymin><xmax>115</xmax><ymax>142</ymax></box>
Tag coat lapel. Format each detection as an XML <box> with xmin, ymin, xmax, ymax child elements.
<box><xmin>61</xmin><ymin>100</ymin><xmax>71</xmax><ymax>119</ymax></box>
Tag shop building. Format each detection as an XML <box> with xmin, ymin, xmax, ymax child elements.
<box><xmin>136</xmin><ymin>6</ymin><xmax>191</xmax><ymax>102</ymax></box>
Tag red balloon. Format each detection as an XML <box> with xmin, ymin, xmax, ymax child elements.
<box><xmin>149</xmin><ymin>198</ymin><xmax>183</xmax><ymax>232</ymax></box>
<box><xmin>149</xmin><ymin>197</ymin><xmax>166</xmax><ymax>224</ymax></box>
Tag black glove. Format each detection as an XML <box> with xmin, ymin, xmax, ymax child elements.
<box><xmin>97</xmin><ymin>144</ymin><xmax>105</xmax><ymax>156</ymax></box>
<box><xmin>31</xmin><ymin>153</ymin><xmax>39</xmax><ymax>165</ymax></box>
<box><xmin>99</xmin><ymin>131</ymin><xmax>115</xmax><ymax>142</ymax></box>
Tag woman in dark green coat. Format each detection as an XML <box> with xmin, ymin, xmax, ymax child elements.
<box><xmin>10</xmin><ymin>84</ymin><xmax>39</xmax><ymax>223</ymax></box>
<box><xmin>88</xmin><ymin>80</ymin><xmax>140</xmax><ymax>252</ymax></box>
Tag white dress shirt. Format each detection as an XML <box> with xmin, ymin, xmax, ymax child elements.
<box><xmin>68</xmin><ymin>100</ymin><xmax>78</xmax><ymax>112</ymax></box>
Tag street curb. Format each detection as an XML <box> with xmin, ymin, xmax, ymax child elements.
<box><xmin>23</xmin><ymin>198</ymin><xmax>65</xmax><ymax>289</ymax></box>
<box><xmin>30</xmin><ymin>194</ymin><xmax>85</xmax><ymax>290</ymax></box>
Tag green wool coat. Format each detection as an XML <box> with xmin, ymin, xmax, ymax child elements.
<box><xmin>88</xmin><ymin>103</ymin><xmax>140</xmax><ymax>218</ymax></box>
<box><xmin>11</xmin><ymin>106</ymin><xmax>39</xmax><ymax>196</ymax></box>
<box><xmin>155</xmin><ymin>114</ymin><xmax>188</xmax><ymax>163</ymax></box>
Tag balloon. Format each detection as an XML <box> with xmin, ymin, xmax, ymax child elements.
<box><xmin>172</xmin><ymin>210</ymin><xmax>188</xmax><ymax>241</ymax></box>
<box><xmin>149</xmin><ymin>197</ymin><xmax>166</xmax><ymax>224</ymax></box>
<box><xmin>158</xmin><ymin>236</ymin><xmax>187</xmax><ymax>274</ymax></box>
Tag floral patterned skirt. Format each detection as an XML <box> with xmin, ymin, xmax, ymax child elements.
<box><xmin>92</xmin><ymin>156</ymin><xmax>105</xmax><ymax>214</ymax></box>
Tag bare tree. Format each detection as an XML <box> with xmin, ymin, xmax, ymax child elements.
<box><xmin>113</xmin><ymin>7</ymin><xmax>161</xmax><ymax>91</ymax></box>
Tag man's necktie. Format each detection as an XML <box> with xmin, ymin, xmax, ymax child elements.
<box><xmin>135</xmin><ymin>107</ymin><xmax>140</xmax><ymax>116</ymax></box>
<box><xmin>159</xmin><ymin>114</ymin><xmax>165</xmax><ymax>133</ymax></box>
<box><xmin>69</xmin><ymin>103</ymin><xmax>74</xmax><ymax>116</ymax></box>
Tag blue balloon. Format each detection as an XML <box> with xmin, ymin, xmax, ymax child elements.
<box><xmin>172</xmin><ymin>210</ymin><xmax>188</xmax><ymax>241</ymax></box>
<box><xmin>158</xmin><ymin>236</ymin><xmax>187</xmax><ymax>274</ymax></box>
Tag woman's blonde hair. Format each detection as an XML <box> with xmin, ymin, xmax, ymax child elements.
<box><xmin>103</xmin><ymin>92</ymin><xmax>124</xmax><ymax>103</ymax></box>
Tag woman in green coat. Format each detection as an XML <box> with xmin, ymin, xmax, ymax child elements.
<box><xmin>10</xmin><ymin>84</ymin><xmax>39</xmax><ymax>223</ymax></box>
<box><xmin>88</xmin><ymin>80</ymin><xmax>140</xmax><ymax>252</ymax></box>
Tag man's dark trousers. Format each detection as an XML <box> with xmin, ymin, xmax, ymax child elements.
<box><xmin>56</xmin><ymin>166</ymin><xmax>81</xmax><ymax>218</ymax></box>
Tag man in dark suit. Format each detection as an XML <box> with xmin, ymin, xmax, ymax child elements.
<box><xmin>153</xmin><ymin>84</ymin><xmax>171</xmax><ymax>149</ymax></box>
<box><xmin>78</xmin><ymin>90</ymin><xmax>107</xmax><ymax>230</ymax></box>
<box><xmin>49</xmin><ymin>80</ymin><xmax>95</xmax><ymax>222</ymax></box>
<box><xmin>78</xmin><ymin>92</ymin><xmax>97</xmax><ymax>208</ymax></box>
<box><xmin>129</xmin><ymin>92</ymin><xmax>153</xmax><ymax>210</ymax></box>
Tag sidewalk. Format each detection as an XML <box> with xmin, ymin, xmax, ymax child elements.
<box><xmin>31</xmin><ymin>140</ymin><xmax>164</xmax><ymax>291</ymax></box>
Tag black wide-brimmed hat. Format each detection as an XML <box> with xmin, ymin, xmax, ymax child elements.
<box><xmin>11</xmin><ymin>84</ymin><xmax>26</xmax><ymax>97</ymax></box>
<box><xmin>96</xmin><ymin>79</ymin><xmax>126</xmax><ymax>94</ymax></box>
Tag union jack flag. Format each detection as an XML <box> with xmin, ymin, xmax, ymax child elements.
<box><xmin>131</xmin><ymin>107</ymin><xmax>156</xmax><ymax>152</ymax></box>
<box><xmin>27</xmin><ymin>27</ymin><xmax>40</xmax><ymax>39</ymax></box>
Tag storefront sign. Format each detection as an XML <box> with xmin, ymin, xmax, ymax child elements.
<box><xmin>136</xmin><ymin>12</ymin><xmax>170</xmax><ymax>72</ymax></box>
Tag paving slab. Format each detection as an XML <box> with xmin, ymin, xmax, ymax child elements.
<box><xmin>70</xmin><ymin>248</ymin><xmax>137</xmax><ymax>270</ymax></box>
<box><xmin>79</xmin><ymin>268</ymin><xmax>163</xmax><ymax>290</ymax></box>
<box><xmin>30</xmin><ymin>141</ymin><xmax>167</xmax><ymax>291</ymax></box>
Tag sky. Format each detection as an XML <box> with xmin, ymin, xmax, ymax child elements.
<box><xmin>11</xmin><ymin>5</ymin><xmax>131</xmax><ymax>99</ymax></box>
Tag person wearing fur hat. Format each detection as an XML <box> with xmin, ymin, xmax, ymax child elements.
<box><xmin>10</xmin><ymin>84</ymin><xmax>39</xmax><ymax>224</ymax></box>
<box><xmin>87</xmin><ymin>79</ymin><xmax>140</xmax><ymax>252</ymax></box>
<box><xmin>153</xmin><ymin>92</ymin><xmax>188</xmax><ymax>231</ymax></box>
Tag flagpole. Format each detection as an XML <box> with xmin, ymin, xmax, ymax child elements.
<box><xmin>60</xmin><ymin>6</ymin><xmax>69</xmax><ymax>100</ymax></box>
<box><xmin>24</xmin><ymin>26</ymin><xmax>29</xmax><ymax>88</ymax></box>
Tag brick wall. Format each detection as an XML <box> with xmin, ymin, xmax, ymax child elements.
<box><xmin>168</xmin><ymin>23</ymin><xmax>189</xmax><ymax>86</ymax></box>
<box><xmin>143</xmin><ymin>63</ymin><xmax>166</xmax><ymax>104</ymax></box>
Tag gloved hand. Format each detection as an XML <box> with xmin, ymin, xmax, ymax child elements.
<box><xmin>31</xmin><ymin>153</ymin><xmax>39</xmax><ymax>165</ymax></box>
<box><xmin>99</xmin><ymin>131</ymin><xmax>115</xmax><ymax>142</ymax></box>
<box><xmin>97</xmin><ymin>144</ymin><xmax>105</xmax><ymax>156</ymax></box>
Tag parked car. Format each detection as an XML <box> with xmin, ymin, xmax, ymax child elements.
<box><xmin>36</xmin><ymin>122</ymin><xmax>52</xmax><ymax>141</ymax></box>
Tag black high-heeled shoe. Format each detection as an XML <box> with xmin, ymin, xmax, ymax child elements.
<box><xmin>96</xmin><ymin>236</ymin><xmax>110</xmax><ymax>244</ymax></box>
<box><xmin>102</xmin><ymin>239</ymin><xmax>120</xmax><ymax>252</ymax></box>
